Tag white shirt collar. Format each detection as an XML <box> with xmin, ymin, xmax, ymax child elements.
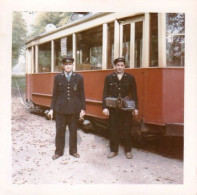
<box><xmin>64</xmin><ymin>71</ymin><xmax>72</xmax><ymax>76</ymax></box>
<box><xmin>115</xmin><ymin>71</ymin><xmax>124</xmax><ymax>75</ymax></box>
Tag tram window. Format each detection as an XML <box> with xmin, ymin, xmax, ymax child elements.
<box><xmin>122</xmin><ymin>24</ymin><xmax>130</xmax><ymax>67</ymax></box>
<box><xmin>150</xmin><ymin>13</ymin><xmax>158</xmax><ymax>67</ymax></box>
<box><xmin>31</xmin><ymin>47</ymin><xmax>36</xmax><ymax>73</ymax></box>
<box><xmin>166</xmin><ymin>13</ymin><xmax>185</xmax><ymax>67</ymax></box>
<box><xmin>76</xmin><ymin>26</ymin><xmax>102</xmax><ymax>70</ymax></box>
<box><xmin>38</xmin><ymin>42</ymin><xmax>51</xmax><ymax>73</ymax></box>
<box><xmin>67</xmin><ymin>36</ymin><xmax>73</xmax><ymax>57</ymax></box>
<box><xmin>107</xmin><ymin>22</ymin><xmax>114</xmax><ymax>69</ymax></box>
<box><xmin>134</xmin><ymin>21</ymin><xmax>143</xmax><ymax>68</ymax></box>
<box><xmin>54</xmin><ymin>36</ymin><xmax>73</xmax><ymax>72</ymax></box>
<box><xmin>54</xmin><ymin>39</ymin><xmax>62</xmax><ymax>72</ymax></box>
<box><xmin>33</xmin><ymin>47</ymin><xmax>36</xmax><ymax>73</ymax></box>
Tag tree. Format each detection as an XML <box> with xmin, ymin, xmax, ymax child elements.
<box><xmin>30</xmin><ymin>12</ymin><xmax>72</xmax><ymax>37</ymax></box>
<box><xmin>12</xmin><ymin>12</ymin><xmax>27</xmax><ymax>67</ymax></box>
<box><xmin>167</xmin><ymin>13</ymin><xmax>185</xmax><ymax>34</ymax></box>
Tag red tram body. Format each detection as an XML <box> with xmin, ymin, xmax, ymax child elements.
<box><xmin>26</xmin><ymin>67</ymin><xmax>184</xmax><ymax>137</ymax></box>
<box><xmin>25</xmin><ymin>12</ymin><xmax>185</xmax><ymax>139</ymax></box>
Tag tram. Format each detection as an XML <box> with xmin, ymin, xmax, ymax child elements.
<box><xmin>25</xmin><ymin>12</ymin><xmax>184</xmax><ymax>141</ymax></box>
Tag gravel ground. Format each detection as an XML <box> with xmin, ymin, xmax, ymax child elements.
<box><xmin>11</xmin><ymin>90</ymin><xmax>183</xmax><ymax>185</ymax></box>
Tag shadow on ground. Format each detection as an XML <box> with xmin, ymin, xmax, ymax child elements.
<box><xmin>82</xmin><ymin>125</ymin><xmax>184</xmax><ymax>160</ymax></box>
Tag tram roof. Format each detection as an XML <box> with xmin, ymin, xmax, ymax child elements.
<box><xmin>26</xmin><ymin>12</ymin><xmax>108</xmax><ymax>44</ymax></box>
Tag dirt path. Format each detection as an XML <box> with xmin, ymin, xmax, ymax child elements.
<box><xmin>11</xmin><ymin>93</ymin><xmax>183</xmax><ymax>184</ymax></box>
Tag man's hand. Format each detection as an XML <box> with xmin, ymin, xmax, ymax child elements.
<box><xmin>103</xmin><ymin>108</ymin><xmax>109</xmax><ymax>116</ymax></box>
<box><xmin>48</xmin><ymin>109</ymin><xmax>53</xmax><ymax>119</ymax></box>
<box><xmin>132</xmin><ymin>109</ymin><xmax>138</xmax><ymax>116</ymax></box>
<box><xmin>80</xmin><ymin>110</ymin><xmax>86</xmax><ymax>120</ymax></box>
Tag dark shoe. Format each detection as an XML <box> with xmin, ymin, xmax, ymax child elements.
<box><xmin>107</xmin><ymin>152</ymin><xmax>118</xmax><ymax>158</ymax></box>
<box><xmin>52</xmin><ymin>154</ymin><xmax>62</xmax><ymax>160</ymax></box>
<box><xmin>70</xmin><ymin>153</ymin><xmax>80</xmax><ymax>158</ymax></box>
<box><xmin>125</xmin><ymin>152</ymin><xmax>133</xmax><ymax>159</ymax></box>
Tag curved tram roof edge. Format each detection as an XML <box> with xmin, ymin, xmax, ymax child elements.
<box><xmin>26</xmin><ymin>12</ymin><xmax>107</xmax><ymax>44</ymax></box>
<box><xmin>25</xmin><ymin>12</ymin><xmax>144</xmax><ymax>46</ymax></box>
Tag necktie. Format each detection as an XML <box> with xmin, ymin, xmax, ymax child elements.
<box><xmin>66</xmin><ymin>74</ymin><xmax>71</xmax><ymax>81</ymax></box>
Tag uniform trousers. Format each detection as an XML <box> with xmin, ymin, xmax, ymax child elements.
<box><xmin>55</xmin><ymin>113</ymin><xmax>79</xmax><ymax>156</ymax></box>
<box><xmin>109</xmin><ymin>109</ymin><xmax>133</xmax><ymax>153</ymax></box>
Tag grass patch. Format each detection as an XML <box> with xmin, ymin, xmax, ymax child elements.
<box><xmin>12</xmin><ymin>75</ymin><xmax>26</xmax><ymax>93</ymax></box>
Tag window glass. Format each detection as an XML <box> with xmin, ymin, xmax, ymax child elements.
<box><xmin>90</xmin><ymin>46</ymin><xmax>102</xmax><ymax>69</ymax></box>
<box><xmin>166</xmin><ymin>35</ymin><xmax>185</xmax><ymax>67</ymax></box>
<box><xmin>54</xmin><ymin>39</ymin><xmax>62</xmax><ymax>72</ymax></box>
<box><xmin>122</xmin><ymin>24</ymin><xmax>130</xmax><ymax>67</ymax></box>
<box><xmin>65</xmin><ymin>35</ymin><xmax>73</xmax><ymax>56</ymax></box>
<box><xmin>53</xmin><ymin>36</ymin><xmax>73</xmax><ymax>72</ymax></box>
<box><xmin>38</xmin><ymin>42</ymin><xmax>51</xmax><ymax>72</ymax></box>
<box><xmin>150</xmin><ymin>13</ymin><xmax>158</xmax><ymax>67</ymax></box>
<box><xmin>107</xmin><ymin>22</ymin><xmax>114</xmax><ymax>69</ymax></box>
<box><xmin>134</xmin><ymin>21</ymin><xmax>143</xmax><ymax>68</ymax></box>
<box><xmin>166</xmin><ymin>13</ymin><xmax>185</xmax><ymax>67</ymax></box>
<box><xmin>76</xmin><ymin>26</ymin><xmax>102</xmax><ymax>70</ymax></box>
<box><xmin>31</xmin><ymin>46</ymin><xmax>36</xmax><ymax>73</ymax></box>
<box><xmin>166</xmin><ymin>13</ymin><xmax>185</xmax><ymax>34</ymax></box>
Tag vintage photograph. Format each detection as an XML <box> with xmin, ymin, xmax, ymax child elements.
<box><xmin>12</xmin><ymin>11</ymin><xmax>184</xmax><ymax>185</ymax></box>
<box><xmin>1</xmin><ymin>0</ymin><xmax>197</xmax><ymax>194</ymax></box>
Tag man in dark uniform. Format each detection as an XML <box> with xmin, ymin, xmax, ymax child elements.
<box><xmin>48</xmin><ymin>57</ymin><xmax>86</xmax><ymax>160</ymax></box>
<box><xmin>102</xmin><ymin>57</ymin><xmax>138</xmax><ymax>159</ymax></box>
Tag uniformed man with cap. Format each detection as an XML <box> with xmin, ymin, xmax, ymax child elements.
<box><xmin>48</xmin><ymin>57</ymin><xmax>86</xmax><ymax>160</ymax></box>
<box><xmin>102</xmin><ymin>57</ymin><xmax>138</xmax><ymax>159</ymax></box>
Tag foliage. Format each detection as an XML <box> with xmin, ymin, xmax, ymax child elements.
<box><xmin>166</xmin><ymin>13</ymin><xmax>185</xmax><ymax>66</ymax></box>
<box><xmin>166</xmin><ymin>13</ymin><xmax>185</xmax><ymax>34</ymax></box>
<box><xmin>12</xmin><ymin>76</ymin><xmax>26</xmax><ymax>92</ymax></box>
<box><xmin>30</xmin><ymin>12</ymin><xmax>72</xmax><ymax>37</ymax></box>
<box><xmin>12</xmin><ymin>12</ymin><xmax>27</xmax><ymax>66</ymax></box>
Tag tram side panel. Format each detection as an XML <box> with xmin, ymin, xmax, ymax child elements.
<box><xmin>143</xmin><ymin>69</ymin><xmax>164</xmax><ymax>125</ymax></box>
<box><xmin>125</xmin><ymin>69</ymin><xmax>146</xmax><ymax>123</ymax></box>
<box><xmin>81</xmin><ymin>70</ymin><xmax>143</xmax><ymax>122</ymax></box>
<box><xmin>26</xmin><ymin>73</ymin><xmax>56</xmax><ymax>108</ymax></box>
<box><xmin>127</xmin><ymin>68</ymin><xmax>184</xmax><ymax>137</ymax></box>
<box><xmin>26</xmin><ymin>74</ymin><xmax>33</xmax><ymax>102</ymax></box>
<box><xmin>128</xmin><ymin>68</ymin><xmax>184</xmax><ymax>126</ymax></box>
<box><xmin>162</xmin><ymin>68</ymin><xmax>184</xmax><ymax>136</ymax></box>
<box><xmin>82</xmin><ymin>70</ymin><xmax>112</xmax><ymax>119</ymax></box>
<box><xmin>26</xmin><ymin>68</ymin><xmax>184</xmax><ymax>136</ymax></box>
<box><xmin>162</xmin><ymin>68</ymin><xmax>184</xmax><ymax>123</ymax></box>
<box><xmin>26</xmin><ymin>69</ymin><xmax>165</xmax><ymax>124</ymax></box>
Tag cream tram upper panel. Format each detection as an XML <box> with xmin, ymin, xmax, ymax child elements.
<box><xmin>26</xmin><ymin>12</ymin><xmax>143</xmax><ymax>48</ymax></box>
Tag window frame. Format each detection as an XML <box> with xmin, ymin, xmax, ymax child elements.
<box><xmin>119</xmin><ymin>15</ymin><xmax>145</xmax><ymax>68</ymax></box>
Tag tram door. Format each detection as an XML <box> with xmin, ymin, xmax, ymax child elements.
<box><xmin>119</xmin><ymin>16</ymin><xmax>144</xmax><ymax>68</ymax></box>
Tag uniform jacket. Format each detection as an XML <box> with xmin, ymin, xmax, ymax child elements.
<box><xmin>102</xmin><ymin>72</ymin><xmax>138</xmax><ymax>109</ymax></box>
<box><xmin>51</xmin><ymin>72</ymin><xmax>86</xmax><ymax>114</ymax></box>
